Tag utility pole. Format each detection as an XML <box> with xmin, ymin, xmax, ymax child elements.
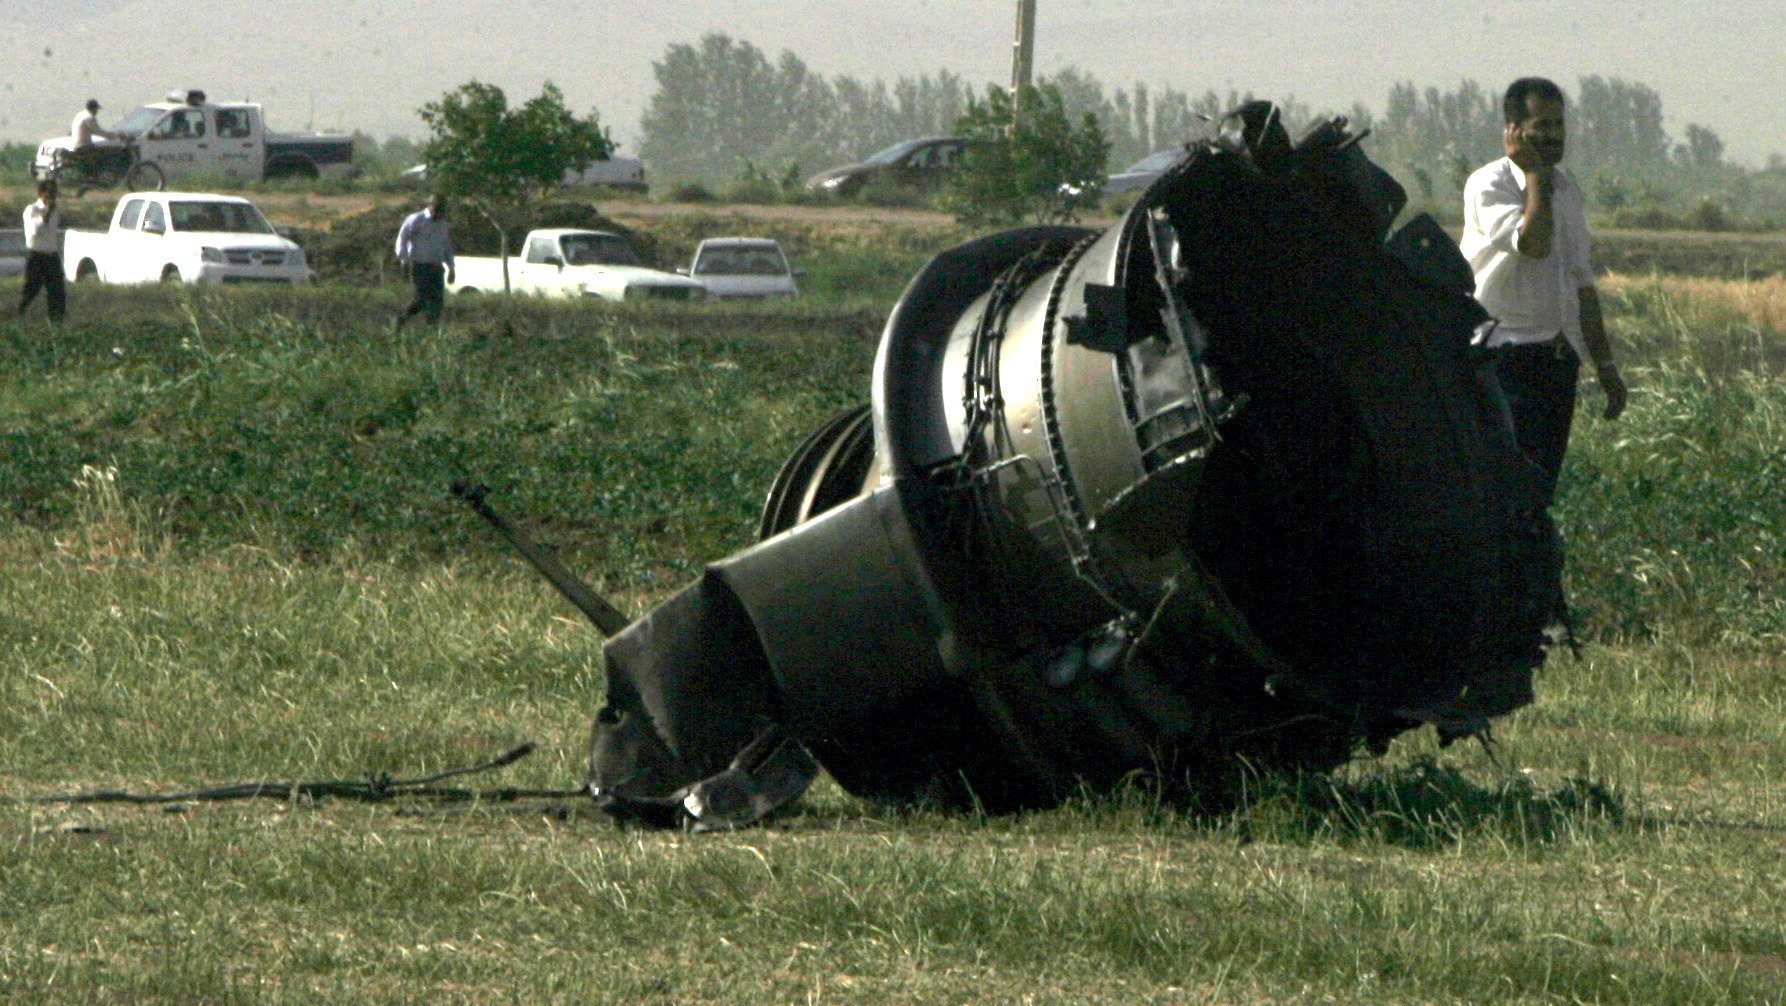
<box><xmin>1010</xmin><ymin>0</ymin><xmax>1037</xmax><ymax>126</ymax></box>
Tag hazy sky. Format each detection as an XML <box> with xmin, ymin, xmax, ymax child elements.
<box><xmin>3</xmin><ymin>0</ymin><xmax>1780</xmax><ymax>165</ymax></box>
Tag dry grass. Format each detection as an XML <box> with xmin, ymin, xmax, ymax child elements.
<box><xmin>1603</xmin><ymin>272</ymin><xmax>1786</xmax><ymax>333</ymax></box>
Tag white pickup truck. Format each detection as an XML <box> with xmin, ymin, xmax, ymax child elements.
<box><xmin>449</xmin><ymin>229</ymin><xmax>706</xmax><ymax>301</ymax></box>
<box><xmin>34</xmin><ymin>89</ymin><xmax>355</xmax><ymax>190</ymax></box>
<box><xmin>63</xmin><ymin>192</ymin><xmax>311</xmax><ymax>285</ymax></box>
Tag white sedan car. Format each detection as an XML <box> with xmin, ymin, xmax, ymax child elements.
<box><xmin>684</xmin><ymin>237</ymin><xmax>800</xmax><ymax>300</ymax></box>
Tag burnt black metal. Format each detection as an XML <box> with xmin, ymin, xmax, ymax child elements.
<box><xmin>756</xmin><ymin>404</ymin><xmax>875</xmax><ymax>540</ymax></box>
<box><xmin>573</xmin><ymin>103</ymin><xmax>1557</xmax><ymax>821</ymax></box>
<box><xmin>450</xmin><ymin>479</ymin><xmax>631</xmax><ymax>637</ymax></box>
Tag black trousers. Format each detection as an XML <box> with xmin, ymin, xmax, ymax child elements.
<box><xmin>397</xmin><ymin>263</ymin><xmax>447</xmax><ymax>327</ymax></box>
<box><xmin>18</xmin><ymin>251</ymin><xmax>66</xmax><ymax>322</ymax></box>
<box><xmin>1493</xmin><ymin>339</ymin><xmax>1579</xmax><ymax>510</ymax></box>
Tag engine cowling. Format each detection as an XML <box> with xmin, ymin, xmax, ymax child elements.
<box><xmin>587</xmin><ymin>106</ymin><xmax>1558</xmax><ymax>822</ymax></box>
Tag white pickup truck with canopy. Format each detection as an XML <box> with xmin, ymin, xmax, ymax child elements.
<box><xmin>449</xmin><ymin>228</ymin><xmax>705</xmax><ymax>301</ymax></box>
<box><xmin>33</xmin><ymin>89</ymin><xmax>355</xmax><ymax>190</ymax></box>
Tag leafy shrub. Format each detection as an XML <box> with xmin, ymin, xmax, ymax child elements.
<box><xmin>666</xmin><ymin>181</ymin><xmax>717</xmax><ymax>203</ymax></box>
<box><xmin>720</xmin><ymin>159</ymin><xmax>811</xmax><ymax>205</ymax></box>
<box><xmin>1690</xmin><ymin>197</ymin><xmax>1730</xmax><ymax>232</ymax></box>
<box><xmin>943</xmin><ymin>83</ymin><xmax>1108</xmax><ymax>227</ymax></box>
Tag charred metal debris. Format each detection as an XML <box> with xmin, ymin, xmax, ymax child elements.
<box><xmin>461</xmin><ymin>101</ymin><xmax>1563</xmax><ymax>831</ymax></box>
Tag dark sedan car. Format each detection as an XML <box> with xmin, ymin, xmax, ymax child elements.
<box><xmin>1059</xmin><ymin>147</ymin><xmax>1193</xmax><ymax>205</ymax></box>
<box><xmin>1101</xmin><ymin>147</ymin><xmax>1191</xmax><ymax>194</ymax></box>
<box><xmin>804</xmin><ymin>137</ymin><xmax>968</xmax><ymax>197</ymax></box>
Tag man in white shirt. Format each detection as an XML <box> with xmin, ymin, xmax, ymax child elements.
<box><xmin>72</xmin><ymin>99</ymin><xmax>113</xmax><ymax>147</ymax></box>
<box><xmin>19</xmin><ymin>181</ymin><xmax>67</xmax><ymax>323</ymax></box>
<box><xmin>392</xmin><ymin>194</ymin><xmax>456</xmax><ymax>333</ymax></box>
<box><xmin>66</xmin><ymin>98</ymin><xmax>116</xmax><ymax>174</ymax></box>
<box><xmin>1461</xmin><ymin>77</ymin><xmax>1626</xmax><ymax>510</ymax></box>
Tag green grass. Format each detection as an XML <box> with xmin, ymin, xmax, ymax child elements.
<box><xmin>3</xmin><ymin>278</ymin><xmax>1785</xmax><ymax>1003</ymax></box>
<box><xmin>1562</xmin><ymin>276</ymin><xmax>1786</xmax><ymax>647</ymax></box>
<box><xmin>1</xmin><ymin>286</ymin><xmax>879</xmax><ymax>587</ymax></box>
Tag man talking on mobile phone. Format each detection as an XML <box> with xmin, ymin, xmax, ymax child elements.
<box><xmin>1462</xmin><ymin>77</ymin><xmax>1628</xmax><ymax>511</ymax></box>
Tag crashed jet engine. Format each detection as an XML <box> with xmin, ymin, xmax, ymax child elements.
<box><xmin>468</xmin><ymin>104</ymin><xmax>1560</xmax><ymax>828</ymax></box>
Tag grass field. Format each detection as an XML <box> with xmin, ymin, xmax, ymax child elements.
<box><xmin>2</xmin><ymin>265</ymin><xmax>1783</xmax><ymax>1003</ymax></box>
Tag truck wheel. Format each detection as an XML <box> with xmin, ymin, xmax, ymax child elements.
<box><xmin>160</xmin><ymin>265</ymin><xmax>182</xmax><ymax>284</ymax></box>
<box><xmin>75</xmin><ymin>260</ymin><xmax>99</xmax><ymax>283</ymax></box>
<box><xmin>266</xmin><ymin>158</ymin><xmax>319</xmax><ymax>181</ymax></box>
<box><xmin>126</xmin><ymin>162</ymin><xmax>165</xmax><ymax>191</ymax></box>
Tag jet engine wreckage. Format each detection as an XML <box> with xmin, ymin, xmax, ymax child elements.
<box><xmin>460</xmin><ymin>104</ymin><xmax>1561</xmax><ymax>830</ymax></box>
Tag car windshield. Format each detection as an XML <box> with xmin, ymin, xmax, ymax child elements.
<box><xmin>694</xmin><ymin>245</ymin><xmax>787</xmax><ymax>277</ymax></box>
<box><xmin>168</xmin><ymin>201</ymin><xmax>275</xmax><ymax>234</ymax></box>
<box><xmin>1124</xmin><ymin>149</ymin><xmax>1184</xmax><ymax>174</ymax></box>
<box><xmin>862</xmin><ymin>139</ymin><xmax>926</xmax><ymax>165</ymax></box>
<box><xmin>560</xmin><ymin>233</ymin><xmax>641</xmax><ymax>266</ymax></box>
<box><xmin>115</xmin><ymin>106</ymin><xmax>167</xmax><ymax>135</ymax></box>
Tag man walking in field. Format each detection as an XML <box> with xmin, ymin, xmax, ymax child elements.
<box><xmin>18</xmin><ymin>180</ymin><xmax>67</xmax><ymax>324</ymax></box>
<box><xmin>392</xmin><ymin>194</ymin><xmax>455</xmax><ymax>333</ymax></box>
<box><xmin>1462</xmin><ymin>77</ymin><xmax>1627</xmax><ymax>510</ymax></box>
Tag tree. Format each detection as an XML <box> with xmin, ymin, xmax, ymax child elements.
<box><xmin>1571</xmin><ymin>76</ymin><xmax>1670</xmax><ymax>170</ymax></box>
<box><xmin>418</xmin><ymin>81</ymin><xmax>613</xmax><ymax>292</ymax></box>
<box><xmin>1677</xmin><ymin>123</ymin><xmax>1725</xmax><ymax>169</ymax></box>
<box><xmin>943</xmin><ymin>83</ymin><xmax>1109</xmax><ymax>228</ymax></box>
<box><xmin>640</xmin><ymin>34</ymin><xmax>824</xmax><ymax>190</ymax></box>
<box><xmin>1368</xmin><ymin>80</ymin><xmax>1500</xmax><ymax>200</ymax></box>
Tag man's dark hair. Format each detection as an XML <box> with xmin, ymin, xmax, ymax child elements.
<box><xmin>37</xmin><ymin>179</ymin><xmax>56</xmax><ymax>196</ymax></box>
<box><xmin>1503</xmin><ymin>78</ymin><xmax>1565</xmax><ymax>123</ymax></box>
<box><xmin>85</xmin><ymin>98</ymin><xmax>100</xmax><ymax>112</ymax></box>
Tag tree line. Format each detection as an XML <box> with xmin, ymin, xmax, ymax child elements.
<box><xmin>638</xmin><ymin>33</ymin><xmax>1785</xmax><ymax>228</ymax></box>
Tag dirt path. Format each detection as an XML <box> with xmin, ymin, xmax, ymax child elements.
<box><xmin>3</xmin><ymin>181</ymin><xmax>961</xmax><ymax>228</ymax></box>
<box><xmin>597</xmin><ymin>199</ymin><xmax>957</xmax><ymax>228</ymax></box>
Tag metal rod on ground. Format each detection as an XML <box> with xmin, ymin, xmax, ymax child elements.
<box><xmin>450</xmin><ymin>479</ymin><xmax>632</xmax><ymax>637</ymax></box>
<box><xmin>7</xmin><ymin>743</ymin><xmax>566</xmax><ymax>806</ymax></box>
